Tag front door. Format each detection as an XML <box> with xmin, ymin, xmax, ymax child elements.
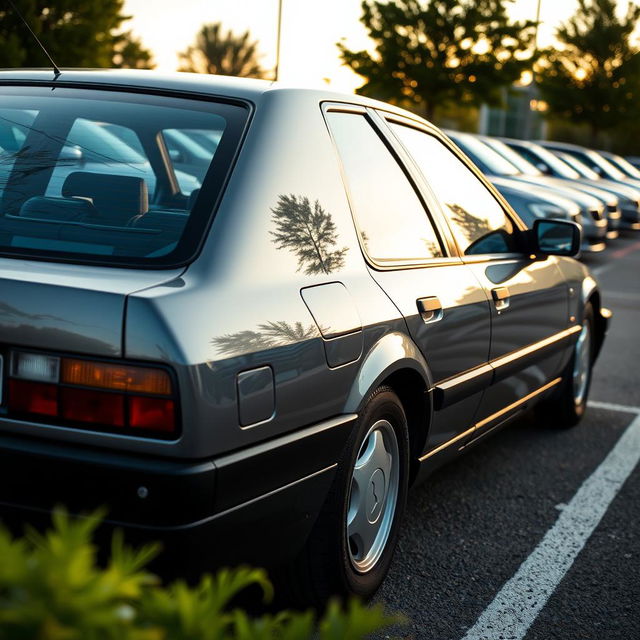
<box><xmin>324</xmin><ymin>107</ymin><xmax>493</xmax><ymax>453</ymax></box>
<box><xmin>385</xmin><ymin>120</ymin><xmax>570</xmax><ymax>434</ymax></box>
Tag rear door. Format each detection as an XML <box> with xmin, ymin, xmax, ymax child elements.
<box><xmin>386</xmin><ymin>120</ymin><xmax>571</xmax><ymax>434</ymax></box>
<box><xmin>324</xmin><ymin>106</ymin><xmax>492</xmax><ymax>454</ymax></box>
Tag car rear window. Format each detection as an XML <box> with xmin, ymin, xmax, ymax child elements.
<box><xmin>0</xmin><ymin>85</ymin><xmax>248</xmax><ymax>267</ymax></box>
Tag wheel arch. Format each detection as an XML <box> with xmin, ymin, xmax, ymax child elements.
<box><xmin>343</xmin><ymin>332</ymin><xmax>433</xmax><ymax>484</ymax></box>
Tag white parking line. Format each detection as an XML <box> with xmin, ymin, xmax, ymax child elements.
<box><xmin>461</xmin><ymin>403</ymin><xmax>640</xmax><ymax>640</ymax></box>
<box><xmin>592</xmin><ymin>263</ymin><xmax>615</xmax><ymax>277</ymax></box>
<box><xmin>588</xmin><ymin>400</ymin><xmax>640</xmax><ymax>415</ymax></box>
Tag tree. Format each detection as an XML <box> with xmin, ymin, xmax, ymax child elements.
<box><xmin>0</xmin><ymin>0</ymin><xmax>154</xmax><ymax>69</ymax></box>
<box><xmin>113</xmin><ymin>30</ymin><xmax>154</xmax><ymax>69</ymax></box>
<box><xmin>339</xmin><ymin>0</ymin><xmax>537</xmax><ymax>120</ymax></box>
<box><xmin>537</xmin><ymin>0</ymin><xmax>640</xmax><ymax>143</ymax></box>
<box><xmin>179</xmin><ymin>23</ymin><xmax>267</xmax><ymax>78</ymax></box>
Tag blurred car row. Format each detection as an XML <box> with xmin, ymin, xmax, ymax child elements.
<box><xmin>444</xmin><ymin>130</ymin><xmax>640</xmax><ymax>254</ymax></box>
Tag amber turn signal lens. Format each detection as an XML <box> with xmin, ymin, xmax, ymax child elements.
<box><xmin>61</xmin><ymin>359</ymin><xmax>172</xmax><ymax>395</ymax></box>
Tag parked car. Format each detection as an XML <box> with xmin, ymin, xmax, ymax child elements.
<box><xmin>500</xmin><ymin>137</ymin><xmax>640</xmax><ymax>231</ymax></box>
<box><xmin>445</xmin><ymin>130</ymin><xmax>608</xmax><ymax>251</ymax></box>
<box><xmin>598</xmin><ymin>149</ymin><xmax>640</xmax><ymax>182</ymax></box>
<box><xmin>482</xmin><ymin>136</ymin><xmax>622</xmax><ymax>239</ymax></box>
<box><xmin>490</xmin><ymin>176</ymin><xmax>583</xmax><ymax>230</ymax></box>
<box><xmin>538</xmin><ymin>139</ymin><xmax>640</xmax><ymax>193</ymax></box>
<box><xmin>0</xmin><ymin>69</ymin><xmax>609</xmax><ymax>604</ymax></box>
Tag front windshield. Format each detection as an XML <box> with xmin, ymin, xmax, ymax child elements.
<box><xmin>0</xmin><ymin>86</ymin><xmax>247</xmax><ymax>267</ymax></box>
<box><xmin>450</xmin><ymin>134</ymin><xmax>520</xmax><ymax>176</ymax></box>
<box><xmin>525</xmin><ymin>143</ymin><xmax>581</xmax><ymax>179</ymax></box>
<box><xmin>586</xmin><ymin>149</ymin><xmax>626</xmax><ymax>180</ymax></box>
<box><xmin>559</xmin><ymin>152</ymin><xmax>601</xmax><ymax>180</ymax></box>
<box><xmin>483</xmin><ymin>138</ymin><xmax>542</xmax><ymax>175</ymax></box>
<box><xmin>606</xmin><ymin>153</ymin><xmax>640</xmax><ymax>179</ymax></box>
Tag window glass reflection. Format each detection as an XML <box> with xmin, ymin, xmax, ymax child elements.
<box><xmin>391</xmin><ymin>124</ymin><xmax>518</xmax><ymax>256</ymax></box>
<box><xmin>327</xmin><ymin>112</ymin><xmax>443</xmax><ymax>263</ymax></box>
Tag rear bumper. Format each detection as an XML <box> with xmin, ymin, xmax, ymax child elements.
<box><xmin>0</xmin><ymin>413</ymin><xmax>355</xmax><ymax>571</ymax></box>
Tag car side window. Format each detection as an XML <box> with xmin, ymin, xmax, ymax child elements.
<box><xmin>326</xmin><ymin>111</ymin><xmax>444</xmax><ymax>264</ymax></box>
<box><xmin>390</xmin><ymin>123</ymin><xmax>519</xmax><ymax>256</ymax></box>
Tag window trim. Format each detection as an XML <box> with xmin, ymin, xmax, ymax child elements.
<box><xmin>321</xmin><ymin>102</ymin><xmax>456</xmax><ymax>271</ymax></box>
<box><xmin>379</xmin><ymin>111</ymin><xmax>530</xmax><ymax>262</ymax></box>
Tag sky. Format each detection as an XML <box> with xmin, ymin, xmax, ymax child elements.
<box><xmin>122</xmin><ymin>0</ymin><xmax>639</xmax><ymax>92</ymax></box>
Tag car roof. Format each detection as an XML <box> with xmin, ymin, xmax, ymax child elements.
<box><xmin>496</xmin><ymin>136</ymin><xmax>536</xmax><ymax>148</ymax></box>
<box><xmin>0</xmin><ymin>68</ymin><xmax>421</xmax><ymax>119</ymax></box>
<box><xmin>0</xmin><ymin>68</ymin><xmax>273</xmax><ymax>99</ymax></box>
<box><xmin>535</xmin><ymin>140</ymin><xmax>587</xmax><ymax>152</ymax></box>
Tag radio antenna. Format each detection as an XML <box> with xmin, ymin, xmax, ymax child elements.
<box><xmin>5</xmin><ymin>0</ymin><xmax>61</xmax><ymax>77</ymax></box>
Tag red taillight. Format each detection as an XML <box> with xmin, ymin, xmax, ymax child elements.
<box><xmin>8</xmin><ymin>380</ymin><xmax>58</xmax><ymax>416</ymax></box>
<box><xmin>129</xmin><ymin>397</ymin><xmax>175</xmax><ymax>432</ymax></box>
<box><xmin>8</xmin><ymin>351</ymin><xmax>178</xmax><ymax>438</ymax></box>
<box><xmin>61</xmin><ymin>388</ymin><xmax>125</xmax><ymax>427</ymax></box>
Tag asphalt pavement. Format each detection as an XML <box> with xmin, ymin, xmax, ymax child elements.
<box><xmin>374</xmin><ymin>233</ymin><xmax>640</xmax><ymax>640</ymax></box>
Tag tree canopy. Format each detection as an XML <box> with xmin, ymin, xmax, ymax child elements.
<box><xmin>0</xmin><ymin>0</ymin><xmax>153</xmax><ymax>69</ymax></box>
<box><xmin>179</xmin><ymin>23</ymin><xmax>267</xmax><ymax>78</ymax></box>
<box><xmin>339</xmin><ymin>0</ymin><xmax>537</xmax><ymax>120</ymax></box>
<box><xmin>537</xmin><ymin>0</ymin><xmax>640</xmax><ymax>142</ymax></box>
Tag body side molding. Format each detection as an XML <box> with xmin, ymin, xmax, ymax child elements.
<box><xmin>433</xmin><ymin>325</ymin><xmax>580</xmax><ymax>409</ymax></box>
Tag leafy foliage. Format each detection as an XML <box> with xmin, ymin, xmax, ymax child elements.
<box><xmin>0</xmin><ymin>0</ymin><xmax>154</xmax><ymax>69</ymax></box>
<box><xmin>339</xmin><ymin>0</ymin><xmax>537</xmax><ymax>119</ymax></box>
<box><xmin>0</xmin><ymin>510</ymin><xmax>400</xmax><ymax>639</ymax></box>
<box><xmin>537</xmin><ymin>0</ymin><xmax>640</xmax><ymax>141</ymax></box>
<box><xmin>0</xmin><ymin>509</ymin><xmax>160</xmax><ymax>639</ymax></box>
<box><xmin>179</xmin><ymin>23</ymin><xmax>267</xmax><ymax>78</ymax></box>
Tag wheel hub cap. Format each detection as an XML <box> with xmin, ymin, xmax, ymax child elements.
<box><xmin>366</xmin><ymin>468</ymin><xmax>386</xmax><ymax>523</ymax></box>
<box><xmin>347</xmin><ymin>419</ymin><xmax>400</xmax><ymax>573</ymax></box>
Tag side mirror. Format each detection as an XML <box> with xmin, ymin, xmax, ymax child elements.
<box><xmin>533</xmin><ymin>219</ymin><xmax>581</xmax><ymax>257</ymax></box>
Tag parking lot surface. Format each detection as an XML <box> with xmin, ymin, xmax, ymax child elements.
<box><xmin>374</xmin><ymin>234</ymin><xmax>640</xmax><ymax>639</ymax></box>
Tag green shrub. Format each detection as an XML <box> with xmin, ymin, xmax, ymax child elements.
<box><xmin>0</xmin><ymin>510</ymin><xmax>402</xmax><ymax>639</ymax></box>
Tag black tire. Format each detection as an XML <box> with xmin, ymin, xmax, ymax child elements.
<box><xmin>537</xmin><ymin>303</ymin><xmax>595</xmax><ymax>428</ymax></box>
<box><xmin>285</xmin><ymin>386</ymin><xmax>410</xmax><ymax>606</ymax></box>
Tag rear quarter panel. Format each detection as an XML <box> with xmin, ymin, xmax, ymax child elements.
<box><xmin>126</xmin><ymin>90</ymin><xmax>425</xmax><ymax>459</ymax></box>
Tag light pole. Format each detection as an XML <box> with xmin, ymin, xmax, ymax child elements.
<box><xmin>523</xmin><ymin>0</ymin><xmax>543</xmax><ymax>139</ymax></box>
<box><xmin>274</xmin><ymin>0</ymin><xmax>283</xmax><ymax>81</ymax></box>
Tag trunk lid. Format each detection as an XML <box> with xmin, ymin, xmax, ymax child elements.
<box><xmin>0</xmin><ymin>258</ymin><xmax>184</xmax><ymax>357</ymax></box>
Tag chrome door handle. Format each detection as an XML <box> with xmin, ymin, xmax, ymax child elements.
<box><xmin>492</xmin><ymin>287</ymin><xmax>510</xmax><ymax>311</ymax></box>
<box><xmin>417</xmin><ymin>296</ymin><xmax>444</xmax><ymax>324</ymax></box>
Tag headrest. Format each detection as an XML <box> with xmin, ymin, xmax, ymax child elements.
<box><xmin>19</xmin><ymin>196</ymin><xmax>98</xmax><ymax>221</ymax></box>
<box><xmin>62</xmin><ymin>172</ymin><xmax>149</xmax><ymax>224</ymax></box>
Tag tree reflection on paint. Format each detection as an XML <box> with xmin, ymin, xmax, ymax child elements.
<box><xmin>212</xmin><ymin>320</ymin><xmax>321</xmax><ymax>357</ymax></box>
<box><xmin>270</xmin><ymin>194</ymin><xmax>348</xmax><ymax>275</ymax></box>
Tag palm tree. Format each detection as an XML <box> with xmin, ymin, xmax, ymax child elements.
<box><xmin>179</xmin><ymin>23</ymin><xmax>267</xmax><ymax>79</ymax></box>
